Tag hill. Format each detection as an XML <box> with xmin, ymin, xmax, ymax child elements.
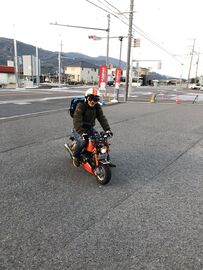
<box><xmin>0</xmin><ymin>37</ymin><xmax>126</xmax><ymax>74</ymax></box>
<box><xmin>0</xmin><ymin>37</ymin><xmax>175</xmax><ymax>80</ymax></box>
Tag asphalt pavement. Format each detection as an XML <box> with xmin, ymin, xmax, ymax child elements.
<box><xmin>1</xmin><ymin>98</ymin><xmax>203</xmax><ymax>269</ymax></box>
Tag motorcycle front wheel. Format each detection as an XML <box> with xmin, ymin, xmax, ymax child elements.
<box><xmin>95</xmin><ymin>164</ymin><xmax>111</xmax><ymax>185</ymax></box>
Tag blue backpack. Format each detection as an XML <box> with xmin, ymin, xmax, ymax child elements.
<box><xmin>69</xmin><ymin>97</ymin><xmax>85</xmax><ymax>118</ymax></box>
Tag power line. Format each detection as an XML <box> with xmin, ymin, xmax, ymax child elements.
<box><xmin>95</xmin><ymin>0</ymin><xmax>119</xmax><ymax>15</ymax></box>
<box><xmin>103</xmin><ymin>0</ymin><xmax>122</xmax><ymax>13</ymax></box>
<box><xmin>85</xmin><ymin>0</ymin><xmax>112</xmax><ymax>15</ymax></box>
<box><xmin>85</xmin><ymin>0</ymin><xmax>183</xmax><ymax>65</ymax></box>
<box><xmin>85</xmin><ymin>0</ymin><xmax>127</xmax><ymax>23</ymax></box>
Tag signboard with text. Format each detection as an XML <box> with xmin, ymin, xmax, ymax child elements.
<box><xmin>98</xmin><ymin>65</ymin><xmax>107</xmax><ymax>90</ymax></box>
<box><xmin>114</xmin><ymin>68</ymin><xmax>122</xmax><ymax>89</ymax></box>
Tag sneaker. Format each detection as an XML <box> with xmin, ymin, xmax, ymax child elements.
<box><xmin>73</xmin><ymin>157</ymin><xmax>80</xmax><ymax>167</ymax></box>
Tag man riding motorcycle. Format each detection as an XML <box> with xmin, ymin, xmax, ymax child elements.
<box><xmin>72</xmin><ymin>87</ymin><xmax>113</xmax><ymax>167</ymax></box>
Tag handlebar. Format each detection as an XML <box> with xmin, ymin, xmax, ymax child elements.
<box><xmin>88</xmin><ymin>131</ymin><xmax>112</xmax><ymax>142</ymax></box>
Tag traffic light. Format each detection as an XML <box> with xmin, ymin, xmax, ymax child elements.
<box><xmin>133</xmin><ymin>38</ymin><xmax>141</xmax><ymax>47</ymax></box>
<box><xmin>88</xmin><ymin>35</ymin><xmax>102</xmax><ymax>40</ymax></box>
<box><xmin>88</xmin><ymin>35</ymin><xmax>97</xmax><ymax>40</ymax></box>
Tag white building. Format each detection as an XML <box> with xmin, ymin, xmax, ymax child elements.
<box><xmin>23</xmin><ymin>55</ymin><xmax>41</xmax><ymax>78</ymax></box>
<box><xmin>64</xmin><ymin>61</ymin><xmax>99</xmax><ymax>84</ymax></box>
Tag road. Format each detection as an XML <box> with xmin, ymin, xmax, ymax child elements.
<box><xmin>1</xmin><ymin>86</ymin><xmax>203</xmax><ymax>269</ymax></box>
<box><xmin>0</xmin><ymin>86</ymin><xmax>88</xmax><ymax>119</ymax></box>
<box><xmin>0</xmin><ymin>85</ymin><xmax>203</xmax><ymax>119</ymax></box>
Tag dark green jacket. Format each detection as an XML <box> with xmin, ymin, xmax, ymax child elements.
<box><xmin>73</xmin><ymin>102</ymin><xmax>110</xmax><ymax>135</ymax></box>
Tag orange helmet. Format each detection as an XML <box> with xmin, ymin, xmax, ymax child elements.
<box><xmin>85</xmin><ymin>87</ymin><xmax>100</xmax><ymax>101</ymax></box>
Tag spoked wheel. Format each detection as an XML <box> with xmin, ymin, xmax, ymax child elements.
<box><xmin>94</xmin><ymin>164</ymin><xmax>111</xmax><ymax>185</ymax></box>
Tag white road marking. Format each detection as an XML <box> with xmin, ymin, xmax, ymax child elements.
<box><xmin>0</xmin><ymin>95</ymin><xmax>77</xmax><ymax>105</ymax></box>
<box><xmin>0</xmin><ymin>108</ymin><xmax>66</xmax><ymax>121</ymax></box>
<box><xmin>12</xmin><ymin>102</ymin><xmax>32</xmax><ymax>105</ymax></box>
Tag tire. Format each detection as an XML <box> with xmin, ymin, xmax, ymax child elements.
<box><xmin>95</xmin><ymin>164</ymin><xmax>111</xmax><ymax>185</ymax></box>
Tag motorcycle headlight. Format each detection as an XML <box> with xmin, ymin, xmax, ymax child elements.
<box><xmin>100</xmin><ymin>146</ymin><xmax>107</xmax><ymax>154</ymax></box>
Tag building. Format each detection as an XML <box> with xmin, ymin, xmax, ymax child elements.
<box><xmin>64</xmin><ymin>61</ymin><xmax>99</xmax><ymax>84</ymax></box>
<box><xmin>23</xmin><ymin>55</ymin><xmax>41</xmax><ymax>79</ymax></box>
<box><xmin>0</xmin><ymin>55</ymin><xmax>41</xmax><ymax>88</ymax></box>
<box><xmin>0</xmin><ymin>65</ymin><xmax>16</xmax><ymax>87</ymax></box>
<box><xmin>121</xmin><ymin>67</ymin><xmax>150</xmax><ymax>86</ymax></box>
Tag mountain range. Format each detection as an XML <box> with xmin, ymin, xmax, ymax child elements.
<box><xmin>0</xmin><ymin>37</ymin><xmax>172</xmax><ymax>80</ymax></box>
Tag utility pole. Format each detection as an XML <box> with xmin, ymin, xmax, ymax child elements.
<box><xmin>36</xmin><ymin>45</ymin><xmax>39</xmax><ymax>87</ymax></box>
<box><xmin>14</xmin><ymin>38</ymin><xmax>19</xmax><ymax>88</ymax></box>
<box><xmin>180</xmin><ymin>63</ymin><xmax>184</xmax><ymax>87</ymax></box>
<box><xmin>125</xmin><ymin>0</ymin><xmax>134</xmax><ymax>102</ymax></box>
<box><xmin>195</xmin><ymin>49</ymin><xmax>200</xmax><ymax>84</ymax></box>
<box><xmin>187</xmin><ymin>38</ymin><xmax>195</xmax><ymax>88</ymax></box>
<box><xmin>106</xmin><ymin>14</ymin><xmax>110</xmax><ymax>67</ymax></box>
<box><xmin>58</xmin><ymin>40</ymin><xmax>62</xmax><ymax>88</ymax></box>
<box><xmin>128</xmin><ymin>48</ymin><xmax>133</xmax><ymax>96</ymax></box>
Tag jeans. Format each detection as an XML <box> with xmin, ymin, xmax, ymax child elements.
<box><xmin>72</xmin><ymin>128</ymin><xmax>96</xmax><ymax>158</ymax></box>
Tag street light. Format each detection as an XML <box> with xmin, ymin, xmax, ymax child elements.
<box><xmin>118</xmin><ymin>36</ymin><xmax>123</xmax><ymax>68</ymax></box>
<box><xmin>187</xmin><ymin>38</ymin><xmax>196</xmax><ymax>88</ymax></box>
<box><xmin>195</xmin><ymin>49</ymin><xmax>200</xmax><ymax>84</ymax></box>
<box><xmin>50</xmin><ymin>20</ymin><xmax>110</xmax><ymax>67</ymax></box>
<box><xmin>125</xmin><ymin>0</ymin><xmax>134</xmax><ymax>102</ymax></box>
<box><xmin>89</xmin><ymin>35</ymin><xmax>127</xmax><ymax>67</ymax></box>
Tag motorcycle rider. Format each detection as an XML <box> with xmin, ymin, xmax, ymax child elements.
<box><xmin>72</xmin><ymin>87</ymin><xmax>113</xmax><ymax>167</ymax></box>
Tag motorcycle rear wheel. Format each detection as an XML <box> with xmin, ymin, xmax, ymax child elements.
<box><xmin>95</xmin><ymin>164</ymin><xmax>111</xmax><ymax>185</ymax></box>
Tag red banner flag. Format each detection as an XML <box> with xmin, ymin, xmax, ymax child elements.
<box><xmin>115</xmin><ymin>68</ymin><xmax>122</xmax><ymax>89</ymax></box>
<box><xmin>98</xmin><ymin>65</ymin><xmax>107</xmax><ymax>90</ymax></box>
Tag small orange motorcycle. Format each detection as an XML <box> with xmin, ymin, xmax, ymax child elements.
<box><xmin>64</xmin><ymin>130</ymin><xmax>115</xmax><ymax>185</ymax></box>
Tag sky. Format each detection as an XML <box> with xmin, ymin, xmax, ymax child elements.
<box><xmin>1</xmin><ymin>0</ymin><xmax>203</xmax><ymax>79</ymax></box>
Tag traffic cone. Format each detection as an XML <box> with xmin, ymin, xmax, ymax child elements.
<box><xmin>150</xmin><ymin>94</ymin><xmax>155</xmax><ymax>103</ymax></box>
<box><xmin>176</xmin><ymin>95</ymin><xmax>180</xmax><ymax>104</ymax></box>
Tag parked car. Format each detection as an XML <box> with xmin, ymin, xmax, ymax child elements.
<box><xmin>189</xmin><ymin>83</ymin><xmax>202</xmax><ymax>90</ymax></box>
<box><xmin>107</xmin><ymin>80</ymin><xmax>114</xmax><ymax>86</ymax></box>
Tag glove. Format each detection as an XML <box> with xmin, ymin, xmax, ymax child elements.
<box><xmin>106</xmin><ymin>130</ymin><xmax>113</xmax><ymax>137</ymax></box>
<box><xmin>81</xmin><ymin>133</ymin><xmax>88</xmax><ymax>140</ymax></box>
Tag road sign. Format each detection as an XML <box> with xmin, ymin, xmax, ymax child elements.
<box><xmin>133</xmin><ymin>38</ymin><xmax>141</xmax><ymax>47</ymax></box>
<box><xmin>115</xmin><ymin>68</ymin><xmax>122</xmax><ymax>89</ymax></box>
<box><xmin>98</xmin><ymin>65</ymin><xmax>107</xmax><ymax>90</ymax></box>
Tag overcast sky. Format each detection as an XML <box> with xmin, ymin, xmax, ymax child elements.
<box><xmin>1</xmin><ymin>0</ymin><xmax>203</xmax><ymax>79</ymax></box>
